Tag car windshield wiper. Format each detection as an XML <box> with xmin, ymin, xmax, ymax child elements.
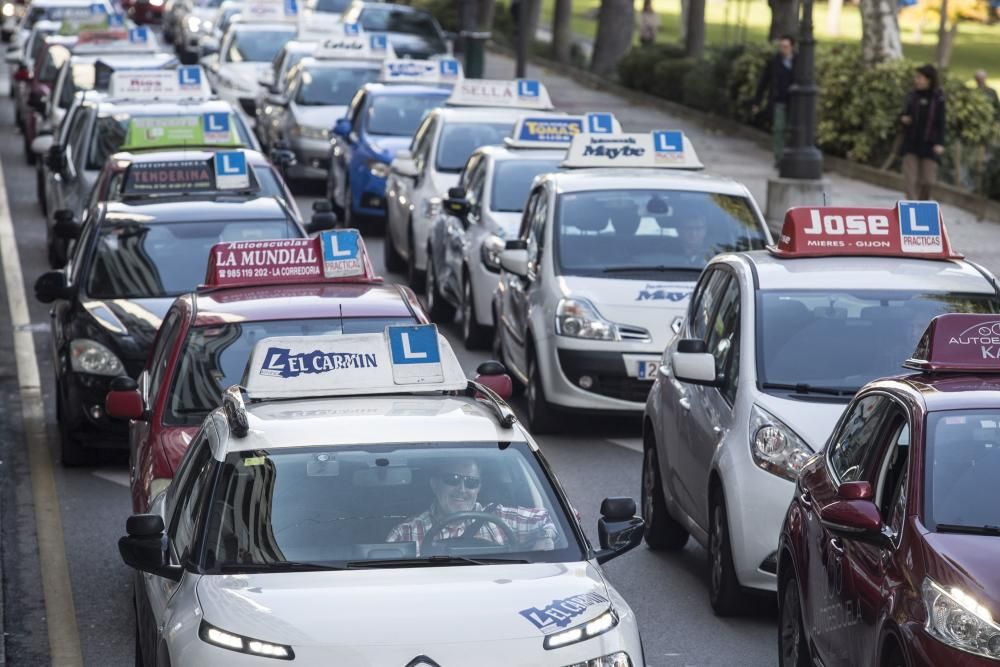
<box><xmin>346</xmin><ymin>555</ymin><xmax>530</xmax><ymax>569</ymax></box>
<box><xmin>934</xmin><ymin>523</ymin><xmax>1000</xmax><ymax>536</ymax></box>
<box><xmin>215</xmin><ymin>560</ymin><xmax>345</xmax><ymax>573</ymax></box>
<box><xmin>760</xmin><ymin>382</ymin><xmax>859</xmax><ymax>397</ymax></box>
<box><xmin>602</xmin><ymin>265</ymin><xmax>702</xmax><ymax>274</ymax></box>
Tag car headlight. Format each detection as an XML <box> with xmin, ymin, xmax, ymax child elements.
<box><xmin>555</xmin><ymin>298</ymin><xmax>616</xmax><ymax>341</ymax></box>
<box><xmin>544</xmin><ymin>608</ymin><xmax>620</xmax><ymax>650</ymax></box>
<box><xmin>2</xmin><ymin>4</ymin><xmax>15</xmax><ymax>17</ymax></box>
<box><xmin>423</xmin><ymin>196</ymin><xmax>441</xmax><ymax>219</ymax></box>
<box><xmin>366</xmin><ymin>158</ymin><xmax>389</xmax><ymax>178</ymax></box>
<box><xmin>185</xmin><ymin>15</ymin><xmax>201</xmax><ymax>31</ymax></box>
<box><xmin>69</xmin><ymin>339</ymin><xmax>125</xmax><ymax>376</ymax></box>
<box><xmin>199</xmin><ymin>621</ymin><xmax>294</xmax><ymax>660</ymax></box>
<box><xmin>749</xmin><ymin>404</ymin><xmax>812</xmax><ymax>481</ymax></box>
<box><xmin>562</xmin><ymin>653</ymin><xmax>632</xmax><ymax>667</ymax></box>
<box><xmin>923</xmin><ymin>577</ymin><xmax>1000</xmax><ymax>660</ymax></box>
<box><xmin>149</xmin><ymin>477</ymin><xmax>171</xmax><ymax>502</ymax></box>
<box><xmin>480</xmin><ymin>234</ymin><xmax>505</xmax><ymax>272</ymax></box>
<box><xmin>149</xmin><ymin>0</ymin><xmax>163</xmax><ymax>6</ymax></box>
<box><xmin>297</xmin><ymin>125</ymin><xmax>328</xmax><ymax>141</ymax></box>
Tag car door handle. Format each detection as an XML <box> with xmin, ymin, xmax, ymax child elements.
<box><xmin>799</xmin><ymin>490</ymin><xmax>813</xmax><ymax>509</ymax></box>
<box><xmin>712</xmin><ymin>425</ymin><xmax>724</xmax><ymax>434</ymax></box>
<box><xmin>829</xmin><ymin>537</ymin><xmax>844</xmax><ymax>555</ymax></box>
<box><xmin>678</xmin><ymin>397</ymin><xmax>691</xmax><ymax>411</ymax></box>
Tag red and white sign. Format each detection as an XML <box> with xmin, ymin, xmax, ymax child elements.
<box><xmin>202</xmin><ymin>233</ymin><xmax>379</xmax><ymax>290</ymax></box>
<box><xmin>769</xmin><ymin>202</ymin><xmax>961</xmax><ymax>260</ymax></box>
<box><xmin>904</xmin><ymin>314</ymin><xmax>1000</xmax><ymax>373</ymax></box>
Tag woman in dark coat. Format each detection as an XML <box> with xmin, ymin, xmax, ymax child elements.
<box><xmin>899</xmin><ymin>64</ymin><xmax>946</xmax><ymax>200</ymax></box>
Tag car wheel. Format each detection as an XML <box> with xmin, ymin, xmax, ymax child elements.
<box><xmin>425</xmin><ymin>254</ymin><xmax>455</xmax><ymax>322</ymax></box>
<box><xmin>407</xmin><ymin>228</ymin><xmax>425</xmax><ymax>293</ymax></box>
<box><xmin>384</xmin><ymin>221</ymin><xmax>406</xmax><ymax>274</ymax></box>
<box><xmin>779</xmin><ymin>574</ymin><xmax>810</xmax><ymax>667</ymax></box>
<box><xmin>641</xmin><ymin>442</ymin><xmax>689</xmax><ymax>550</ymax></box>
<box><xmin>709</xmin><ymin>488</ymin><xmax>746</xmax><ymax>616</ymax></box>
<box><xmin>57</xmin><ymin>394</ymin><xmax>94</xmax><ymax>467</ymax></box>
<box><xmin>47</xmin><ymin>232</ymin><xmax>67</xmax><ymax>269</ymax></box>
<box><xmin>881</xmin><ymin>640</ymin><xmax>908</xmax><ymax>667</ymax></box>
<box><xmin>25</xmin><ymin>133</ymin><xmax>35</xmax><ymax>165</ymax></box>
<box><xmin>461</xmin><ymin>277</ymin><xmax>491</xmax><ymax>350</ymax></box>
<box><xmin>527</xmin><ymin>354</ymin><xmax>558</xmax><ymax>434</ymax></box>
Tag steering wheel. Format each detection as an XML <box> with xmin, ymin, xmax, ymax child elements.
<box><xmin>420</xmin><ymin>512</ymin><xmax>517</xmax><ymax>553</ymax></box>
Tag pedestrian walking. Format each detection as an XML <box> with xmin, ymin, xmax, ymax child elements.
<box><xmin>751</xmin><ymin>35</ymin><xmax>795</xmax><ymax>167</ymax></box>
<box><xmin>638</xmin><ymin>0</ymin><xmax>660</xmax><ymax>46</ymax></box>
<box><xmin>974</xmin><ymin>69</ymin><xmax>1000</xmax><ymax>117</ymax></box>
<box><xmin>899</xmin><ymin>64</ymin><xmax>946</xmax><ymax>201</ymax></box>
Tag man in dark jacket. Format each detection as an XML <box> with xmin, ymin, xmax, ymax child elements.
<box><xmin>899</xmin><ymin>64</ymin><xmax>946</xmax><ymax>200</ymax></box>
<box><xmin>752</xmin><ymin>35</ymin><xmax>795</xmax><ymax>167</ymax></box>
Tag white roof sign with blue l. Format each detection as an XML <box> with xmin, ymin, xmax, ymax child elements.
<box><xmin>214</xmin><ymin>150</ymin><xmax>249</xmax><ymax>190</ymax></box>
<box><xmin>315</xmin><ymin>34</ymin><xmax>394</xmax><ymax>60</ymax></box>
<box><xmin>108</xmin><ymin>65</ymin><xmax>212</xmax><ymax>100</ymax></box>
<box><xmin>379</xmin><ymin>57</ymin><xmax>462</xmax><ymax>85</ymax></box>
<box><xmin>505</xmin><ymin>112</ymin><xmax>622</xmax><ymax>148</ymax></box>
<box><xmin>243</xmin><ymin>325</ymin><xmax>468</xmax><ymax>399</ymax></box>
<box><xmin>561</xmin><ymin>130</ymin><xmax>703</xmax><ymax>170</ymax></box>
<box><xmin>447</xmin><ymin>79</ymin><xmax>554</xmax><ymax>110</ymax></box>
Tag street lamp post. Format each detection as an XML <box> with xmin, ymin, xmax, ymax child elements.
<box><xmin>778</xmin><ymin>0</ymin><xmax>823</xmax><ymax>180</ymax></box>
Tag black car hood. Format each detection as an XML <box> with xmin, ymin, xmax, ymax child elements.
<box><xmin>81</xmin><ymin>297</ymin><xmax>174</xmax><ymax>365</ymax></box>
<box><xmin>386</xmin><ymin>33</ymin><xmax>447</xmax><ymax>59</ymax></box>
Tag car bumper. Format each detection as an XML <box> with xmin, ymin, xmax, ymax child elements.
<box><xmin>901</xmin><ymin>624</ymin><xmax>998</xmax><ymax>666</ymax></box>
<box><xmin>60</xmin><ymin>372</ymin><xmax>129</xmax><ymax>446</ymax></box>
<box><xmin>287</xmin><ymin>138</ymin><xmax>331</xmax><ymax>179</ymax></box>
<box><xmin>349</xmin><ymin>168</ymin><xmax>389</xmax><ymax>220</ymax></box>
<box><xmin>536</xmin><ymin>337</ymin><xmax>660</xmax><ymax>413</ymax></box>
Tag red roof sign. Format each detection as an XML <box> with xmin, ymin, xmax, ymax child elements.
<box><xmin>769</xmin><ymin>201</ymin><xmax>961</xmax><ymax>260</ymax></box>
<box><xmin>202</xmin><ymin>230</ymin><xmax>380</xmax><ymax>290</ymax></box>
<box><xmin>904</xmin><ymin>314</ymin><xmax>1000</xmax><ymax>373</ymax></box>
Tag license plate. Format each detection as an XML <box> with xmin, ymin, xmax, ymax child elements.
<box><xmin>637</xmin><ymin>360</ymin><xmax>659</xmax><ymax>380</ymax></box>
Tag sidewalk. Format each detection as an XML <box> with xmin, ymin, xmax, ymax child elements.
<box><xmin>482</xmin><ymin>51</ymin><xmax>1000</xmax><ymax>274</ymax></box>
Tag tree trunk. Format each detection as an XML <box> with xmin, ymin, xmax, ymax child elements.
<box><xmin>935</xmin><ymin>0</ymin><xmax>948</xmax><ymax>66</ymax></box>
<box><xmin>685</xmin><ymin>0</ymin><xmax>705</xmax><ymax>57</ymax></box>
<box><xmin>590</xmin><ymin>0</ymin><xmax>635</xmax><ymax>75</ymax></box>
<box><xmin>551</xmin><ymin>0</ymin><xmax>572</xmax><ymax>63</ymax></box>
<box><xmin>826</xmin><ymin>0</ymin><xmax>843</xmax><ymax>36</ymax></box>
<box><xmin>768</xmin><ymin>0</ymin><xmax>799</xmax><ymax>40</ymax></box>
<box><xmin>939</xmin><ymin>21</ymin><xmax>959</xmax><ymax>68</ymax></box>
<box><xmin>859</xmin><ymin>0</ymin><xmax>903</xmax><ymax>63</ymax></box>
<box><xmin>679</xmin><ymin>0</ymin><xmax>688</xmax><ymax>44</ymax></box>
<box><xmin>523</xmin><ymin>0</ymin><xmax>542</xmax><ymax>48</ymax></box>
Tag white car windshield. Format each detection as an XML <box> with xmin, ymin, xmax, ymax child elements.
<box><xmin>201</xmin><ymin>443</ymin><xmax>584</xmax><ymax>570</ymax></box>
<box><xmin>225</xmin><ymin>27</ymin><xmax>295</xmax><ymax>63</ymax></box>
<box><xmin>757</xmin><ymin>290</ymin><xmax>1000</xmax><ymax>394</ymax></box>
<box><xmin>554</xmin><ymin>189</ymin><xmax>767</xmax><ymax>280</ymax></box>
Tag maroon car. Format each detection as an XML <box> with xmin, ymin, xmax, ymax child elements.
<box><xmin>778</xmin><ymin>312</ymin><xmax>1000</xmax><ymax>667</ymax></box>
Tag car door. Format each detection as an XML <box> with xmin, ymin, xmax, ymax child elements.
<box><xmin>443</xmin><ymin>155</ymin><xmax>483</xmax><ymax>303</ymax></box>
<box><xmin>46</xmin><ymin>103</ymin><xmax>89</xmax><ymax>221</ymax></box>
<box><xmin>803</xmin><ymin>393</ymin><xmax>892</xmax><ymax>665</ymax></box>
<box><xmin>57</xmin><ymin>104</ymin><xmax>93</xmax><ymax>219</ymax></box>
<box><xmin>274</xmin><ymin>69</ymin><xmax>299</xmax><ymax>147</ymax></box>
<box><xmin>498</xmin><ymin>188</ymin><xmax>540</xmax><ymax>379</ymax></box>
<box><xmin>388</xmin><ymin>115</ymin><xmax>434</xmax><ymax>259</ymax></box>
<box><xmin>507</xmin><ymin>187</ymin><xmax>547</xmax><ymax>378</ymax></box>
<box><xmin>332</xmin><ymin>89</ymin><xmax>365</xmax><ymax>209</ymax></box>
<box><xmin>661</xmin><ymin>268</ymin><xmax>730</xmax><ymax>522</ymax></box>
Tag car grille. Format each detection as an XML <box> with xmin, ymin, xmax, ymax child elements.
<box><xmin>617</xmin><ymin>324</ymin><xmax>652</xmax><ymax>342</ymax></box>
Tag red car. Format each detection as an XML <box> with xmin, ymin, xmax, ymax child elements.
<box><xmin>107</xmin><ymin>230</ymin><xmax>429</xmax><ymax>512</ymax></box>
<box><xmin>20</xmin><ymin>39</ymin><xmax>71</xmax><ymax>161</ymax></box>
<box><xmin>778</xmin><ymin>312</ymin><xmax>1000</xmax><ymax>667</ymax></box>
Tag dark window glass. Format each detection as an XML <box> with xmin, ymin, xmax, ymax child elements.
<box><xmin>926</xmin><ymin>410</ymin><xmax>1000</xmax><ymax>530</ymax></box>
<box><xmin>165</xmin><ymin>316</ymin><xmax>415</xmax><ymax>425</ymax></box>
<box><xmin>490</xmin><ymin>159</ymin><xmax>561</xmax><ymax>213</ymax></box>
<box><xmin>688</xmin><ymin>270</ymin><xmax>729</xmax><ymax>341</ymax></box>
<box><xmin>226</xmin><ymin>28</ymin><xmax>296</xmax><ymax>63</ymax></box>
<box><xmin>85</xmin><ymin>219</ymin><xmax>300</xmax><ymax>299</ymax></box>
<box><xmin>364</xmin><ymin>93</ymin><xmax>445</xmax><ymax>137</ymax></box>
<box><xmin>706</xmin><ymin>278</ymin><xmax>740</xmax><ymax>401</ymax></box>
<box><xmin>758</xmin><ymin>291</ymin><xmax>1000</xmax><ymax>393</ymax></box>
<box><xmin>828</xmin><ymin>395</ymin><xmax>890</xmax><ymax>483</ymax></box>
<box><xmin>554</xmin><ymin>190</ymin><xmax>766</xmax><ymax>280</ymax></box>
<box><xmin>310</xmin><ymin>0</ymin><xmax>351</xmax><ymax>13</ymax></box>
<box><xmin>358</xmin><ymin>8</ymin><xmax>442</xmax><ymax>43</ymax></box>
<box><xmin>435</xmin><ymin>122</ymin><xmax>513</xmax><ymax>173</ymax></box>
<box><xmin>295</xmin><ymin>65</ymin><xmax>379</xmax><ymax>106</ymax></box>
<box><xmin>170</xmin><ymin>445</ymin><xmax>215</xmax><ymax>559</ymax></box>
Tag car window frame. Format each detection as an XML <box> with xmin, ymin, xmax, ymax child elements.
<box><xmin>825</xmin><ymin>391</ymin><xmax>893</xmax><ymax>486</ymax></box>
<box><xmin>166</xmin><ymin>435</ymin><xmax>217</xmax><ymax>564</ymax></box>
<box><xmin>704</xmin><ymin>270</ymin><xmax>741</xmax><ymax>404</ymax></box>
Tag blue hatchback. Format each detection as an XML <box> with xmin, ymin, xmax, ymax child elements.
<box><xmin>326</xmin><ymin>83</ymin><xmax>450</xmax><ymax>228</ymax></box>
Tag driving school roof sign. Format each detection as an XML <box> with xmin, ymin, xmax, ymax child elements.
<box><xmin>121</xmin><ymin>113</ymin><xmax>241</xmax><ymax>150</ymax></box>
<box><xmin>447</xmin><ymin>79</ymin><xmax>554</xmax><ymax>110</ymax></box>
<box><xmin>108</xmin><ymin>66</ymin><xmax>211</xmax><ymax>100</ymax></box>
<box><xmin>202</xmin><ymin>229</ymin><xmax>379</xmax><ymax>290</ymax></box>
<box><xmin>243</xmin><ymin>325</ymin><xmax>468</xmax><ymax>399</ymax></box>
<box><xmin>315</xmin><ymin>34</ymin><xmax>394</xmax><ymax>60</ymax></box>
<box><xmin>379</xmin><ymin>58</ymin><xmax>462</xmax><ymax>85</ymax></box>
<box><xmin>561</xmin><ymin>130</ymin><xmax>703</xmax><ymax>169</ymax></box>
<box><xmin>506</xmin><ymin>112</ymin><xmax>622</xmax><ymax>148</ymax></box>
<box><xmin>769</xmin><ymin>201</ymin><xmax>961</xmax><ymax>260</ymax></box>
<box><xmin>904</xmin><ymin>314</ymin><xmax>1000</xmax><ymax>373</ymax></box>
<box><xmin>122</xmin><ymin>152</ymin><xmax>258</xmax><ymax>195</ymax></box>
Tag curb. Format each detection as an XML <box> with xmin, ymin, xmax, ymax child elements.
<box><xmin>487</xmin><ymin>42</ymin><xmax>1000</xmax><ymax>222</ymax></box>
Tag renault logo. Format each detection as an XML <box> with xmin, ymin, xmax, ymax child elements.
<box><xmin>405</xmin><ymin>657</ymin><xmax>441</xmax><ymax>667</ymax></box>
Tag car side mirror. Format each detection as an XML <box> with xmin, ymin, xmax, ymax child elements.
<box><xmin>28</xmin><ymin>91</ymin><xmax>47</xmax><ymax>113</ymax></box>
<box><xmin>595</xmin><ymin>497</ymin><xmax>644</xmax><ymax>564</ymax></box>
<box><xmin>818</xmin><ymin>482</ymin><xmax>890</xmax><ymax>547</ymax></box>
<box><xmin>671</xmin><ymin>339</ymin><xmax>719</xmax><ymax>387</ymax></box>
<box><xmin>47</xmin><ymin>145</ymin><xmax>66</xmax><ymax>174</ymax></box>
<box><xmin>270</xmin><ymin>147</ymin><xmax>295</xmax><ymax>169</ymax></box>
<box><xmin>106</xmin><ymin>376</ymin><xmax>146</xmax><ymax>421</ymax></box>
<box><xmin>266</xmin><ymin>93</ymin><xmax>288</xmax><ymax>107</ymax></box>
<box><xmin>392</xmin><ymin>149</ymin><xmax>418</xmax><ymax>178</ymax></box>
<box><xmin>499</xmin><ymin>248</ymin><xmax>528</xmax><ymax>278</ymax></box>
<box><xmin>34</xmin><ymin>270</ymin><xmax>72</xmax><ymax>303</ymax></box>
<box><xmin>118</xmin><ymin>514</ymin><xmax>182</xmax><ymax>581</ymax></box>
<box><xmin>53</xmin><ymin>210</ymin><xmax>79</xmax><ymax>240</ymax></box>
<box><xmin>31</xmin><ymin>133</ymin><xmax>54</xmax><ymax>156</ymax></box>
<box><xmin>307</xmin><ymin>199</ymin><xmax>337</xmax><ymax>233</ymax></box>
<box><xmin>199</xmin><ymin>42</ymin><xmax>219</xmax><ymax>57</ymax></box>
<box><xmin>474</xmin><ymin>360</ymin><xmax>512</xmax><ymax>401</ymax></box>
<box><xmin>333</xmin><ymin>118</ymin><xmax>352</xmax><ymax>138</ymax></box>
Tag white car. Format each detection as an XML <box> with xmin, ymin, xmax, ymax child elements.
<box><xmin>425</xmin><ymin>113</ymin><xmax>621</xmax><ymax>350</ymax></box>
<box><xmin>493</xmin><ymin>130</ymin><xmax>771</xmax><ymax>433</ymax></box>
<box><xmin>385</xmin><ymin>78</ymin><xmax>558</xmax><ymax>290</ymax></box>
<box><xmin>641</xmin><ymin>201</ymin><xmax>1000</xmax><ymax>615</ymax></box>
<box><xmin>121</xmin><ymin>325</ymin><xmax>646</xmax><ymax>666</ymax></box>
<box><xmin>204</xmin><ymin>20</ymin><xmax>297</xmax><ymax>125</ymax></box>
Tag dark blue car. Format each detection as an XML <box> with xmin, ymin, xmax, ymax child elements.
<box><xmin>326</xmin><ymin>82</ymin><xmax>449</xmax><ymax>229</ymax></box>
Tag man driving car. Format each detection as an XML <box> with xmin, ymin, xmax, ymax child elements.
<box><xmin>386</xmin><ymin>459</ymin><xmax>558</xmax><ymax>555</ymax></box>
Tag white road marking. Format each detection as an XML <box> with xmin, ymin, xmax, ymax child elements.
<box><xmin>0</xmin><ymin>150</ymin><xmax>84</xmax><ymax>664</ymax></box>
<box><xmin>607</xmin><ymin>437</ymin><xmax>643</xmax><ymax>453</ymax></box>
<box><xmin>92</xmin><ymin>470</ymin><xmax>130</xmax><ymax>488</ymax></box>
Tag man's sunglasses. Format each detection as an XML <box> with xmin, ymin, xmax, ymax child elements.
<box><xmin>438</xmin><ymin>473</ymin><xmax>481</xmax><ymax>490</ymax></box>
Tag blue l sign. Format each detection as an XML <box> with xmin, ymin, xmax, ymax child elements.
<box><xmin>898</xmin><ymin>201</ymin><xmax>941</xmax><ymax>236</ymax></box>
<box><xmin>128</xmin><ymin>27</ymin><xmax>148</xmax><ymax>43</ymax></box>
<box><xmin>370</xmin><ymin>34</ymin><xmax>387</xmax><ymax>50</ymax></box>
<box><xmin>387</xmin><ymin>325</ymin><xmax>441</xmax><ymax>366</ymax></box>
<box><xmin>653</xmin><ymin>131</ymin><xmax>683</xmax><ymax>153</ymax></box>
<box><xmin>439</xmin><ymin>59</ymin><xmax>460</xmax><ymax>76</ymax></box>
<box><xmin>344</xmin><ymin>22</ymin><xmax>360</xmax><ymax>34</ymax></box>
<box><xmin>586</xmin><ymin>113</ymin><xmax>613</xmax><ymax>134</ymax></box>
<box><xmin>517</xmin><ymin>80</ymin><xmax>540</xmax><ymax>98</ymax></box>
<box><xmin>178</xmin><ymin>66</ymin><xmax>201</xmax><ymax>88</ymax></box>
<box><xmin>214</xmin><ymin>151</ymin><xmax>249</xmax><ymax>189</ymax></box>
<box><xmin>321</xmin><ymin>230</ymin><xmax>359</xmax><ymax>262</ymax></box>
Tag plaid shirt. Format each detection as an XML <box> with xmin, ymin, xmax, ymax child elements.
<box><xmin>387</xmin><ymin>502</ymin><xmax>558</xmax><ymax>555</ymax></box>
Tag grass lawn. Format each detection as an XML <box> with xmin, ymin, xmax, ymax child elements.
<box><xmin>536</xmin><ymin>0</ymin><xmax>1000</xmax><ymax>86</ymax></box>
